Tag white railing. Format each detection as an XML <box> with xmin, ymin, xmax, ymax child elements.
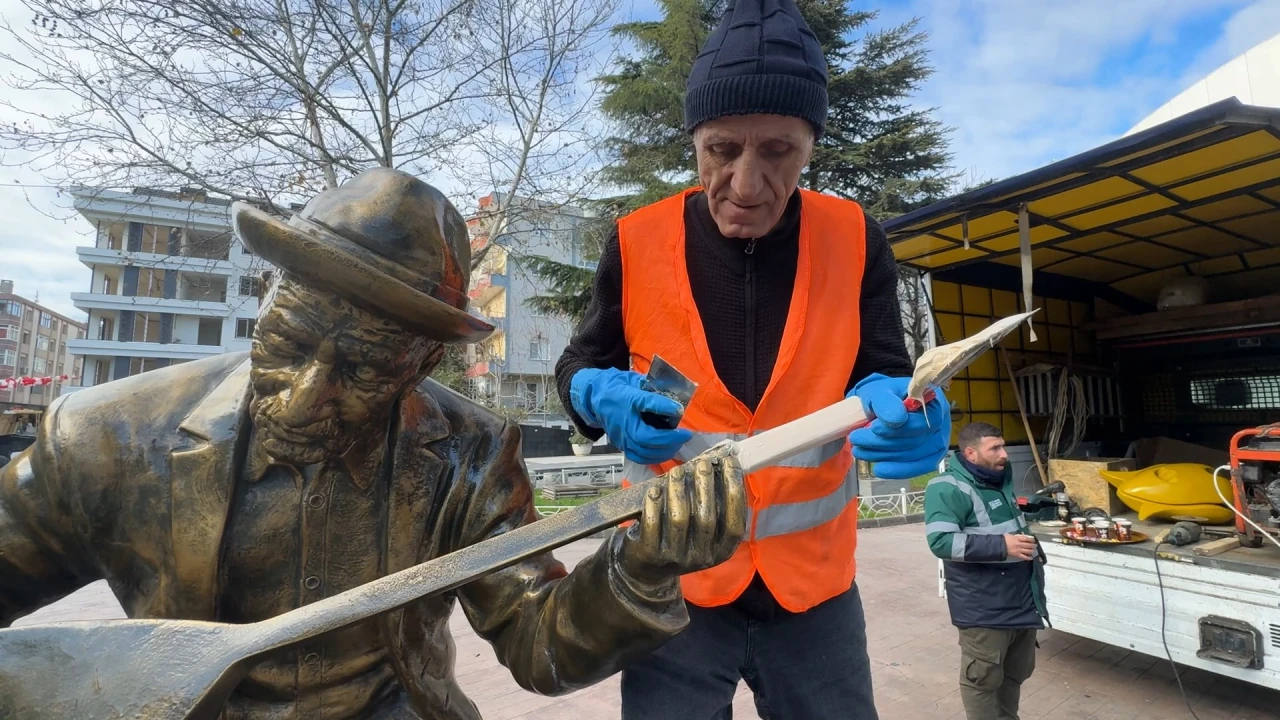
<box><xmin>535</xmin><ymin>490</ymin><xmax>927</xmax><ymax>522</ymax></box>
<box><xmin>532</xmin><ymin>465</ymin><xmax>624</xmax><ymax>488</ymax></box>
<box><xmin>858</xmin><ymin>490</ymin><xmax>925</xmax><ymax>519</ymax></box>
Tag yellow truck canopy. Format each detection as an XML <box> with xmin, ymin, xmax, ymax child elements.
<box><xmin>884</xmin><ymin>98</ymin><xmax>1280</xmax><ymax>308</ymax></box>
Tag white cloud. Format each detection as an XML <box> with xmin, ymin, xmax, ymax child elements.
<box><xmin>0</xmin><ymin>170</ymin><xmax>89</xmax><ymax>322</ymax></box>
<box><xmin>0</xmin><ymin>0</ymin><xmax>93</xmax><ymax>321</ymax></box>
<box><xmin>1181</xmin><ymin>0</ymin><xmax>1280</xmax><ymax>83</ymax></box>
<box><xmin>877</xmin><ymin>0</ymin><xmax>1280</xmax><ymax>183</ymax></box>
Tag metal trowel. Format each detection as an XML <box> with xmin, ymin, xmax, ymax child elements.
<box><xmin>639</xmin><ymin>355</ymin><xmax>698</xmax><ymax>430</ymax></box>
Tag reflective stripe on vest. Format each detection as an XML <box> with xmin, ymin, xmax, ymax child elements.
<box><xmin>752</xmin><ymin>465</ymin><xmax>858</xmax><ymax>540</ymax></box>
<box><xmin>927</xmin><ymin>476</ymin><xmax>1028</xmax><ymax>562</ymax></box>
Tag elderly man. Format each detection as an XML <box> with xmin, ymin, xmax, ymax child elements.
<box><xmin>553</xmin><ymin>0</ymin><xmax>950</xmax><ymax>717</ymax></box>
<box><xmin>0</xmin><ymin>167</ymin><xmax>747</xmax><ymax>719</ymax></box>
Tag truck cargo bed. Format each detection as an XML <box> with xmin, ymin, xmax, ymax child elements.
<box><xmin>1030</xmin><ymin>516</ymin><xmax>1280</xmax><ymax>691</ymax></box>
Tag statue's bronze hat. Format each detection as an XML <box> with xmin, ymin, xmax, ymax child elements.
<box><xmin>230</xmin><ymin>167</ymin><xmax>494</xmax><ymax>344</ymax></box>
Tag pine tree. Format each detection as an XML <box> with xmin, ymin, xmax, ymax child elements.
<box><xmin>526</xmin><ymin>0</ymin><xmax>955</xmax><ymax>320</ymax></box>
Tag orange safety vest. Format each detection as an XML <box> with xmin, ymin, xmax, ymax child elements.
<box><xmin>617</xmin><ymin>187</ymin><xmax>866</xmax><ymax>614</ymax></box>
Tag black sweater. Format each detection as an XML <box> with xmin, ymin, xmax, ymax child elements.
<box><xmin>554</xmin><ymin>189</ymin><xmax>913</xmax><ymax>440</ymax></box>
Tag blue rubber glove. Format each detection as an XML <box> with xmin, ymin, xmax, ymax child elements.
<box><xmin>569</xmin><ymin>368</ymin><xmax>693</xmax><ymax>465</ymax></box>
<box><xmin>848</xmin><ymin>373</ymin><xmax>950</xmax><ymax>480</ymax></box>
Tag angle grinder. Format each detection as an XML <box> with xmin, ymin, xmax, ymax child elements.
<box><xmin>1166</xmin><ymin>521</ymin><xmax>1203</xmax><ymax>547</ymax></box>
<box><xmin>1017</xmin><ymin>481</ymin><xmax>1072</xmax><ymax>520</ymax></box>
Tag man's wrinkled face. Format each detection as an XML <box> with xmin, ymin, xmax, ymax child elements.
<box><xmin>963</xmin><ymin>436</ymin><xmax>1008</xmax><ymax>474</ymax></box>
<box><xmin>248</xmin><ymin>276</ymin><xmax>443</xmax><ymax>466</ymax></box>
<box><xmin>694</xmin><ymin>114</ymin><xmax>815</xmax><ymax>239</ymax></box>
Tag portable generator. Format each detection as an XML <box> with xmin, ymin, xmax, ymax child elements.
<box><xmin>1228</xmin><ymin>424</ymin><xmax>1280</xmax><ymax>548</ymax></box>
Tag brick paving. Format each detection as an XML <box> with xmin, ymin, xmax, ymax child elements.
<box><xmin>15</xmin><ymin>524</ymin><xmax>1280</xmax><ymax>719</ymax></box>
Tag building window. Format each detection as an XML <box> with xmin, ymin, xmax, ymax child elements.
<box><xmin>33</xmin><ymin>357</ymin><xmax>46</xmax><ymax>374</ymax></box>
<box><xmin>36</xmin><ymin>335</ymin><xmax>50</xmax><ymax>351</ymax></box>
<box><xmin>0</xmin><ymin>325</ymin><xmax>16</xmax><ymax>340</ymax></box>
<box><xmin>39</xmin><ymin>312</ymin><xmax>53</xmax><ymax>329</ymax></box>
<box><xmin>128</xmin><ymin>357</ymin><xmax>166</xmax><ymax>377</ymax></box>
<box><xmin>0</xmin><ymin>301</ymin><xmax>17</xmax><ymax>317</ymax></box>
<box><xmin>0</xmin><ymin>350</ymin><xmax>14</xmax><ymax>366</ymax></box>
<box><xmin>235</xmin><ymin>318</ymin><xmax>256</xmax><ymax>338</ymax></box>
<box><xmin>239</xmin><ymin>276</ymin><xmax>261</xmax><ymax>298</ymax></box>
<box><xmin>528</xmin><ymin>337</ymin><xmax>548</xmax><ymax>361</ymax></box>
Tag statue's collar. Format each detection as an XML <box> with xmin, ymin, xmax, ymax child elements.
<box><xmin>241</xmin><ymin>428</ymin><xmax>388</xmax><ymax>490</ymax></box>
<box><xmin>177</xmin><ymin>358</ymin><xmax>254</xmax><ymax>444</ymax></box>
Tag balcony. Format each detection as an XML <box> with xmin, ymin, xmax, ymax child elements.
<box><xmin>67</xmin><ymin>338</ymin><xmax>225</xmax><ymax>361</ymax></box>
<box><xmin>469</xmin><ymin>304</ymin><xmax>506</xmax><ymax>330</ymax></box>
<box><xmin>468</xmin><ymin>271</ymin><xmax>507</xmax><ymax>307</ymax></box>
<box><xmin>77</xmin><ymin>246</ymin><xmax>236</xmax><ymax>275</ymax></box>
<box><xmin>71</xmin><ymin>293</ymin><xmax>230</xmax><ymax>317</ymax></box>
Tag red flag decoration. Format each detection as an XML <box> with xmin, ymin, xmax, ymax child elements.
<box><xmin>0</xmin><ymin>373</ymin><xmax>72</xmax><ymax>390</ymax></box>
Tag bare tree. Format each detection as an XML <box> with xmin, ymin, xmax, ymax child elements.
<box><xmin>462</xmin><ymin>0</ymin><xmax>616</xmax><ymax>270</ymax></box>
<box><xmin>897</xmin><ymin>264</ymin><xmax>930</xmax><ymax>361</ymax></box>
<box><xmin>0</xmin><ymin>0</ymin><xmax>617</xmax><ymax>412</ymax></box>
<box><xmin>0</xmin><ymin>0</ymin><xmax>616</xmax><ymax>219</ymax></box>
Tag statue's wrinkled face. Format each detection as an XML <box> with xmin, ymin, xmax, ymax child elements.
<box><xmin>248</xmin><ymin>275</ymin><xmax>443</xmax><ymax>466</ymax></box>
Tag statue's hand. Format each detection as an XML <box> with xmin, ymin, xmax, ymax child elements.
<box><xmin>617</xmin><ymin>455</ymin><xmax>748</xmax><ymax>585</ymax></box>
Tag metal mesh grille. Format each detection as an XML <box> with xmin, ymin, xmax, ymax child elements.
<box><xmin>1138</xmin><ymin>369</ymin><xmax>1280</xmax><ymax>427</ymax></box>
<box><xmin>1140</xmin><ymin>374</ymin><xmax>1177</xmax><ymax>421</ymax></box>
<box><xmin>1189</xmin><ymin>371</ymin><xmax>1280</xmax><ymax>409</ymax></box>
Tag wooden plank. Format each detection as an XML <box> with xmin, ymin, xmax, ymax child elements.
<box><xmin>1089</xmin><ymin>295</ymin><xmax>1280</xmax><ymax>340</ymax></box>
<box><xmin>1049</xmin><ymin>457</ymin><xmax>1134</xmax><ymax>515</ymax></box>
<box><xmin>1194</xmin><ymin>537</ymin><xmax>1242</xmax><ymax>557</ymax></box>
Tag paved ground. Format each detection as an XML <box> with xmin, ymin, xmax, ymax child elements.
<box><xmin>17</xmin><ymin>524</ymin><xmax>1280</xmax><ymax>719</ymax></box>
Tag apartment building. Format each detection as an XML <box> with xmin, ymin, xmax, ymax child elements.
<box><xmin>465</xmin><ymin>193</ymin><xmax>597</xmax><ymax>427</ymax></box>
<box><xmin>65</xmin><ymin>187</ymin><xmax>275</xmax><ymax>392</ymax></box>
<box><xmin>0</xmin><ymin>280</ymin><xmax>86</xmax><ymax>409</ymax></box>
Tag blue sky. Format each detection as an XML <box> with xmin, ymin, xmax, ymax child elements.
<box><xmin>2</xmin><ymin>0</ymin><xmax>1280</xmax><ymax>319</ymax></box>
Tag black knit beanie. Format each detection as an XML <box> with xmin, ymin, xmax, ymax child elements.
<box><xmin>684</xmin><ymin>0</ymin><xmax>829</xmax><ymax>138</ymax></box>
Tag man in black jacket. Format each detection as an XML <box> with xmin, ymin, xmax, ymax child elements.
<box><xmin>553</xmin><ymin>1</ymin><xmax>951</xmax><ymax>717</ymax></box>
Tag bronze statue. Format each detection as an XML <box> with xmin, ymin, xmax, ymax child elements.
<box><xmin>0</xmin><ymin>167</ymin><xmax>747</xmax><ymax>719</ymax></box>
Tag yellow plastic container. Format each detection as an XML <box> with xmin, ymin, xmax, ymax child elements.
<box><xmin>1099</xmin><ymin>463</ymin><xmax>1235</xmax><ymax>525</ymax></box>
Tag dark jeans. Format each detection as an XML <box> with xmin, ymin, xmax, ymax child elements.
<box><xmin>957</xmin><ymin>627</ymin><xmax>1038</xmax><ymax>720</ymax></box>
<box><xmin>621</xmin><ymin>581</ymin><xmax>877</xmax><ymax>720</ymax></box>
